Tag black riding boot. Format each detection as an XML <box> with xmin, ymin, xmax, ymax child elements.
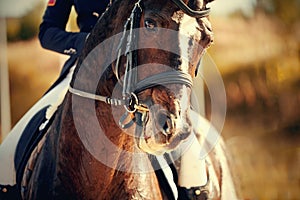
<box><xmin>0</xmin><ymin>184</ymin><xmax>21</xmax><ymax>200</ymax></box>
<box><xmin>178</xmin><ymin>186</ymin><xmax>210</xmax><ymax>200</ymax></box>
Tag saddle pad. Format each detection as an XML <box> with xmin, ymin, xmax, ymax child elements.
<box><xmin>14</xmin><ymin>106</ymin><xmax>53</xmax><ymax>188</ymax></box>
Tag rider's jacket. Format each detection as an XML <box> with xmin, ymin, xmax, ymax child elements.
<box><xmin>39</xmin><ymin>0</ymin><xmax>110</xmax><ymax>57</ymax></box>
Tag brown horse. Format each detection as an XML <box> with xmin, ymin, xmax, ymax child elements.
<box><xmin>18</xmin><ymin>0</ymin><xmax>236</xmax><ymax>199</ymax></box>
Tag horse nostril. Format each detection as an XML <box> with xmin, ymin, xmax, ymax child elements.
<box><xmin>156</xmin><ymin>111</ymin><xmax>173</xmax><ymax>135</ymax></box>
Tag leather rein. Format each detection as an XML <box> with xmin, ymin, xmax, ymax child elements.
<box><xmin>68</xmin><ymin>0</ymin><xmax>210</xmax><ymax>128</ymax></box>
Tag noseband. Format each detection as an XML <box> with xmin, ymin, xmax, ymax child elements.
<box><xmin>69</xmin><ymin>0</ymin><xmax>210</xmax><ymax>128</ymax></box>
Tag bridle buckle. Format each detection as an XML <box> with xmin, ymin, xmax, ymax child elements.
<box><xmin>124</xmin><ymin>92</ymin><xmax>139</xmax><ymax>113</ymax></box>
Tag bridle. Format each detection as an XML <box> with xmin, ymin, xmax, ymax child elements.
<box><xmin>69</xmin><ymin>0</ymin><xmax>210</xmax><ymax>128</ymax></box>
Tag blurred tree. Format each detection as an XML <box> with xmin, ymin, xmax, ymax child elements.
<box><xmin>7</xmin><ymin>2</ymin><xmax>45</xmax><ymax>41</ymax></box>
<box><xmin>256</xmin><ymin>0</ymin><xmax>300</xmax><ymax>25</ymax></box>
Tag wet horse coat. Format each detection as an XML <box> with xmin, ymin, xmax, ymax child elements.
<box><xmin>6</xmin><ymin>0</ymin><xmax>237</xmax><ymax>199</ymax></box>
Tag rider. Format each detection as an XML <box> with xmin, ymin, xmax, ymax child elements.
<box><xmin>0</xmin><ymin>0</ymin><xmax>209</xmax><ymax>199</ymax></box>
<box><xmin>39</xmin><ymin>0</ymin><xmax>110</xmax><ymax>86</ymax></box>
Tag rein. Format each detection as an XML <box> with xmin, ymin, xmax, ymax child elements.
<box><xmin>68</xmin><ymin>0</ymin><xmax>209</xmax><ymax>128</ymax></box>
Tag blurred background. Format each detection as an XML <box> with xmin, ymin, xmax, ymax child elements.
<box><xmin>0</xmin><ymin>0</ymin><xmax>299</xmax><ymax>199</ymax></box>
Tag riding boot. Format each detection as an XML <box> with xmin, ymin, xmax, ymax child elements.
<box><xmin>0</xmin><ymin>184</ymin><xmax>21</xmax><ymax>200</ymax></box>
<box><xmin>178</xmin><ymin>185</ymin><xmax>209</xmax><ymax>200</ymax></box>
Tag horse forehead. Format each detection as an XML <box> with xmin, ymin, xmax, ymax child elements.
<box><xmin>172</xmin><ymin>13</ymin><xmax>204</xmax><ymax>72</ymax></box>
<box><xmin>176</xmin><ymin>13</ymin><xmax>200</xmax><ymax>35</ymax></box>
<box><xmin>170</xmin><ymin>13</ymin><xmax>200</xmax><ymax>57</ymax></box>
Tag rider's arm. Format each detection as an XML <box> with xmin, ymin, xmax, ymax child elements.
<box><xmin>38</xmin><ymin>0</ymin><xmax>88</xmax><ymax>56</ymax></box>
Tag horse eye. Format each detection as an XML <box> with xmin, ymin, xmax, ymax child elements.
<box><xmin>144</xmin><ymin>19</ymin><xmax>157</xmax><ymax>31</ymax></box>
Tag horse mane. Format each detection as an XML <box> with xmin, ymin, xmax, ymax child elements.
<box><xmin>69</xmin><ymin>0</ymin><xmax>139</xmax><ymax>95</ymax></box>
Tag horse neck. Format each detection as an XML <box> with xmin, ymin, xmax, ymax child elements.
<box><xmin>50</xmin><ymin>91</ymin><xmax>162</xmax><ymax>199</ymax></box>
<box><xmin>52</xmin><ymin>1</ymin><xmax>164</xmax><ymax>198</ymax></box>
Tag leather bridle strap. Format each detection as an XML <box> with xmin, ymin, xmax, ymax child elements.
<box><xmin>68</xmin><ymin>87</ymin><xmax>125</xmax><ymax>106</ymax></box>
<box><xmin>134</xmin><ymin>70</ymin><xmax>193</xmax><ymax>94</ymax></box>
<box><xmin>68</xmin><ymin>70</ymin><xmax>193</xmax><ymax>107</ymax></box>
<box><xmin>122</xmin><ymin>0</ymin><xmax>142</xmax><ymax>108</ymax></box>
<box><xmin>170</xmin><ymin>0</ymin><xmax>210</xmax><ymax>18</ymax></box>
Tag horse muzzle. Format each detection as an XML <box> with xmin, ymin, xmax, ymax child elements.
<box><xmin>136</xmin><ymin>107</ymin><xmax>192</xmax><ymax>155</ymax></box>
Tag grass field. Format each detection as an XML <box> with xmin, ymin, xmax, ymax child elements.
<box><xmin>7</xmin><ymin>39</ymin><xmax>66</xmax><ymax>124</ymax></box>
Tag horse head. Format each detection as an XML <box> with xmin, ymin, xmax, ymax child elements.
<box><xmin>122</xmin><ymin>0</ymin><xmax>214</xmax><ymax>155</ymax></box>
<box><xmin>70</xmin><ymin>0</ymin><xmax>214</xmax><ymax>156</ymax></box>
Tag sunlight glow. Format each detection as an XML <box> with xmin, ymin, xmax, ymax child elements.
<box><xmin>210</xmin><ymin>0</ymin><xmax>257</xmax><ymax>17</ymax></box>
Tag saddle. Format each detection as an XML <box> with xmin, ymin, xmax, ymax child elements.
<box><xmin>0</xmin><ymin>106</ymin><xmax>54</xmax><ymax>200</ymax></box>
<box><xmin>14</xmin><ymin>106</ymin><xmax>54</xmax><ymax>190</ymax></box>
